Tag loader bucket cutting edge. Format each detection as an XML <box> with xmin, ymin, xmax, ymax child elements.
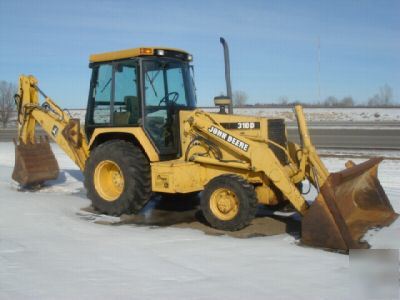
<box><xmin>301</xmin><ymin>157</ymin><xmax>398</xmax><ymax>251</ymax></box>
<box><xmin>12</xmin><ymin>139</ymin><xmax>60</xmax><ymax>187</ymax></box>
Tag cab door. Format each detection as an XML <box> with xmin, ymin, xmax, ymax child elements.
<box><xmin>142</xmin><ymin>60</ymin><xmax>186</xmax><ymax>157</ymax></box>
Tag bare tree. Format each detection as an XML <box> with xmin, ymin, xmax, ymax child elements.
<box><xmin>323</xmin><ymin>96</ymin><xmax>338</xmax><ymax>107</ymax></box>
<box><xmin>0</xmin><ymin>81</ymin><xmax>17</xmax><ymax>128</ymax></box>
<box><xmin>233</xmin><ymin>90</ymin><xmax>248</xmax><ymax>107</ymax></box>
<box><xmin>368</xmin><ymin>94</ymin><xmax>380</xmax><ymax>106</ymax></box>
<box><xmin>340</xmin><ymin>96</ymin><xmax>354</xmax><ymax>107</ymax></box>
<box><xmin>277</xmin><ymin>96</ymin><xmax>289</xmax><ymax>106</ymax></box>
<box><xmin>368</xmin><ymin>84</ymin><xmax>393</xmax><ymax>106</ymax></box>
<box><xmin>379</xmin><ymin>84</ymin><xmax>393</xmax><ymax>106</ymax></box>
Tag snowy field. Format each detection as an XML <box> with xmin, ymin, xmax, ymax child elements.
<box><xmin>64</xmin><ymin>107</ymin><xmax>400</xmax><ymax>123</ymax></box>
<box><xmin>202</xmin><ymin>107</ymin><xmax>400</xmax><ymax>123</ymax></box>
<box><xmin>5</xmin><ymin>108</ymin><xmax>400</xmax><ymax>131</ymax></box>
<box><xmin>0</xmin><ymin>142</ymin><xmax>399</xmax><ymax>299</ymax></box>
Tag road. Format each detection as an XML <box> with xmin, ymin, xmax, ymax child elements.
<box><xmin>286</xmin><ymin>121</ymin><xmax>400</xmax><ymax>128</ymax></box>
<box><xmin>286</xmin><ymin>127</ymin><xmax>400</xmax><ymax>150</ymax></box>
<box><xmin>1</xmin><ymin>125</ymin><xmax>400</xmax><ymax>150</ymax></box>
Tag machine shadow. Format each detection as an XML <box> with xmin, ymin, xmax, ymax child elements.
<box><xmin>16</xmin><ymin>169</ymin><xmax>84</xmax><ymax>191</ymax></box>
<box><xmin>47</xmin><ymin>169</ymin><xmax>84</xmax><ymax>185</ymax></box>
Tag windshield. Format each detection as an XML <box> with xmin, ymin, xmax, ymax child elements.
<box><xmin>143</xmin><ymin>59</ymin><xmax>196</xmax><ymax>109</ymax></box>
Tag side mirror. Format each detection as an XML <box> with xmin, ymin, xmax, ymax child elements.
<box><xmin>214</xmin><ymin>96</ymin><xmax>232</xmax><ymax>114</ymax></box>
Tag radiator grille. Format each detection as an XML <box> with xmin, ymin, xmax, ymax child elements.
<box><xmin>267</xmin><ymin>119</ymin><xmax>288</xmax><ymax>165</ymax></box>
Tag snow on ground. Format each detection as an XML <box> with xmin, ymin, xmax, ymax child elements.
<box><xmin>318</xmin><ymin>148</ymin><xmax>400</xmax><ymax>160</ymax></box>
<box><xmin>0</xmin><ymin>142</ymin><xmax>399</xmax><ymax>299</ymax></box>
<box><xmin>6</xmin><ymin>108</ymin><xmax>400</xmax><ymax>130</ymax></box>
<box><xmin>65</xmin><ymin>107</ymin><xmax>400</xmax><ymax>124</ymax></box>
<box><xmin>203</xmin><ymin>107</ymin><xmax>400</xmax><ymax>123</ymax></box>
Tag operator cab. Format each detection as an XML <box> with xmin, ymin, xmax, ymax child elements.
<box><xmin>85</xmin><ymin>47</ymin><xmax>196</xmax><ymax>158</ymax></box>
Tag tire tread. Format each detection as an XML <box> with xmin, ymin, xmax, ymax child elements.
<box><xmin>200</xmin><ymin>174</ymin><xmax>257</xmax><ymax>231</ymax></box>
<box><xmin>84</xmin><ymin>140</ymin><xmax>151</xmax><ymax>215</ymax></box>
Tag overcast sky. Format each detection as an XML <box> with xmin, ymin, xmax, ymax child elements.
<box><xmin>0</xmin><ymin>0</ymin><xmax>399</xmax><ymax>107</ymax></box>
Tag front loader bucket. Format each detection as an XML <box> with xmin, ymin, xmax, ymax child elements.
<box><xmin>12</xmin><ymin>138</ymin><xmax>59</xmax><ymax>187</ymax></box>
<box><xmin>302</xmin><ymin>157</ymin><xmax>398</xmax><ymax>251</ymax></box>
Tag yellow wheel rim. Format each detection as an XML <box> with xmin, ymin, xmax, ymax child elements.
<box><xmin>94</xmin><ymin>160</ymin><xmax>124</xmax><ymax>202</ymax></box>
<box><xmin>209</xmin><ymin>188</ymin><xmax>239</xmax><ymax>221</ymax></box>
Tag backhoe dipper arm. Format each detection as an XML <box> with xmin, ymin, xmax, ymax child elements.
<box><xmin>16</xmin><ymin>75</ymin><xmax>89</xmax><ymax>171</ymax></box>
<box><xmin>185</xmin><ymin>110</ymin><xmax>309</xmax><ymax>214</ymax></box>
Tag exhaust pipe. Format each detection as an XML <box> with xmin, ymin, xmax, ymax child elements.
<box><xmin>220</xmin><ymin>37</ymin><xmax>233</xmax><ymax>114</ymax></box>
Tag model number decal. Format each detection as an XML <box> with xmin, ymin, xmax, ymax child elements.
<box><xmin>208</xmin><ymin>126</ymin><xmax>249</xmax><ymax>152</ymax></box>
<box><xmin>238</xmin><ymin>122</ymin><xmax>255</xmax><ymax>129</ymax></box>
<box><xmin>220</xmin><ymin>122</ymin><xmax>260</xmax><ymax>130</ymax></box>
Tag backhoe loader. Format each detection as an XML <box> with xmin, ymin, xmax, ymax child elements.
<box><xmin>12</xmin><ymin>38</ymin><xmax>397</xmax><ymax>251</ymax></box>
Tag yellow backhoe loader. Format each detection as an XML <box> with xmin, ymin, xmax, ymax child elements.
<box><xmin>12</xmin><ymin>38</ymin><xmax>397</xmax><ymax>251</ymax></box>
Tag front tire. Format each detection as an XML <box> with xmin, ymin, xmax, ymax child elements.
<box><xmin>84</xmin><ymin>140</ymin><xmax>151</xmax><ymax>216</ymax></box>
<box><xmin>200</xmin><ymin>174</ymin><xmax>258</xmax><ymax>231</ymax></box>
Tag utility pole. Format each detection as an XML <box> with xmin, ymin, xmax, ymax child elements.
<box><xmin>317</xmin><ymin>36</ymin><xmax>321</xmax><ymax>103</ymax></box>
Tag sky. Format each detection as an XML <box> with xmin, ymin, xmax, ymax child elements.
<box><xmin>0</xmin><ymin>0</ymin><xmax>399</xmax><ymax>108</ymax></box>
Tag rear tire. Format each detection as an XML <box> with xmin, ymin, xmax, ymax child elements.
<box><xmin>200</xmin><ymin>174</ymin><xmax>258</xmax><ymax>231</ymax></box>
<box><xmin>84</xmin><ymin>140</ymin><xmax>151</xmax><ymax>216</ymax></box>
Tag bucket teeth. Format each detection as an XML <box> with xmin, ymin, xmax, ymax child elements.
<box><xmin>301</xmin><ymin>157</ymin><xmax>398</xmax><ymax>251</ymax></box>
<box><xmin>12</xmin><ymin>138</ymin><xmax>59</xmax><ymax>187</ymax></box>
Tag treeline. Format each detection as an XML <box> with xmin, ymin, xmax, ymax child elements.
<box><xmin>0</xmin><ymin>81</ymin><xmax>17</xmax><ymax>128</ymax></box>
<box><xmin>234</xmin><ymin>84</ymin><xmax>399</xmax><ymax>108</ymax></box>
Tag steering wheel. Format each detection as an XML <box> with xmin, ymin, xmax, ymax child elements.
<box><xmin>158</xmin><ymin>92</ymin><xmax>179</xmax><ymax>106</ymax></box>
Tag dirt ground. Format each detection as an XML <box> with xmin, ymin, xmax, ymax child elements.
<box><xmin>79</xmin><ymin>195</ymin><xmax>301</xmax><ymax>239</ymax></box>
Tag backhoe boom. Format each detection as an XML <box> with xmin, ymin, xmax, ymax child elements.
<box><xmin>13</xmin><ymin>75</ymin><xmax>89</xmax><ymax>185</ymax></box>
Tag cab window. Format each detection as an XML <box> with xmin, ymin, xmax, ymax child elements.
<box><xmin>88</xmin><ymin>61</ymin><xmax>140</xmax><ymax>126</ymax></box>
<box><xmin>114</xmin><ymin>62</ymin><xmax>140</xmax><ymax>125</ymax></box>
<box><xmin>92</xmin><ymin>64</ymin><xmax>112</xmax><ymax>124</ymax></box>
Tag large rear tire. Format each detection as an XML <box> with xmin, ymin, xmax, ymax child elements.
<box><xmin>84</xmin><ymin>140</ymin><xmax>151</xmax><ymax>216</ymax></box>
<box><xmin>200</xmin><ymin>174</ymin><xmax>258</xmax><ymax>231</ymax></box>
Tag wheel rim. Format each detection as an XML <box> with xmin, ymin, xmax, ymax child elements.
<box><xmin>209</xmin><ymin>188</ymin><xmax>239</xmax><ymax>221</ymax></box>
<box><xmin>94</xmin><ymin>160</ymin><xmax>124</xmax><ymax>201</ymax></box>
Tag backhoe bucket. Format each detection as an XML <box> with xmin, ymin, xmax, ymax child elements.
<box><xmin>302</xmin><ymin>157</ymin><xmax>398</xmax><ymax>251</ymax></box>
<box><xmin>12</xmin><ymin>138</ymin><xmax>59</xmax><ymax>187</ymax></box>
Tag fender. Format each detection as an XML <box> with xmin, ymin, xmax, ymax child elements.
<box><xmin>88</xmin><ymin>127</ymin><xmax>159</xmax><ymax>162</ymax></box>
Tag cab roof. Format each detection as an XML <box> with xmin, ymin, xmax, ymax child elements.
<box><xmin>89</xmin><ymin>47</ymin><xmax>190</xmax><ymax>63</ymax></box>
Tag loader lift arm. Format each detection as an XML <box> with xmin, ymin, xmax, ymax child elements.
<box><xmin>183</xmin><ymin>107</ymin><xmax>333</xmax><ymax>216</ymax></box>
<box><xmin>13</xmin><ymin>75</ymin><xmax>89</xmax><ymax>185</ymax></box>
<box><xmin>184</xmin><ymin>109</ymin><xmax>310</xmax><ymax>214</ymax></box>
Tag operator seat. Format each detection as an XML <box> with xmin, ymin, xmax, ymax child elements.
<box><xmin>124</xmin><ymin>96</ymin><xmax>140</xmax><ymax>125</ymax></box>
